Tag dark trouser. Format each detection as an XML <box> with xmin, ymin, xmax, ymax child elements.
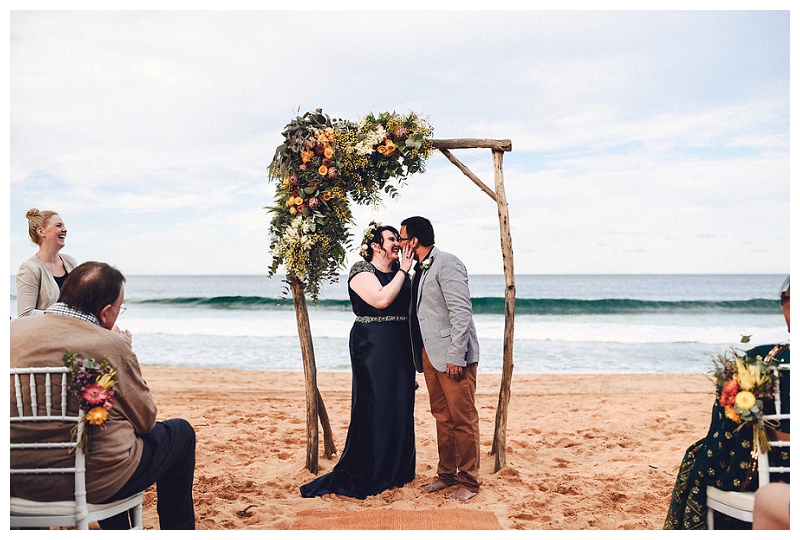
<box><xmin>99</xmin><ymin>419</ymin><xmax>196</xmax><ymax>530</ymax></box>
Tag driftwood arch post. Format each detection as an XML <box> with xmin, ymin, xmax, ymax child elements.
<box><xmin>431</xmin><ymin>138</ymin><xmax>516</xmax><ymax>473</ymax></box>
<box><xmin>290</xmin><ymin>278</ymin><xmax>336</xmax><ymax>474</ymax></box>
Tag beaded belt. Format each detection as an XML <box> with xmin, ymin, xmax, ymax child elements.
<box><xmin>355</xmin><ymin>315</ymin><xmax>409</xmax><ymax>323</ymax></box>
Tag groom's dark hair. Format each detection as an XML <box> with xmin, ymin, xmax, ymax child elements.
<box><xmin>401</xmin><ymin>216</ymin><xmax>435</xmax><ymax>247</ymax></box>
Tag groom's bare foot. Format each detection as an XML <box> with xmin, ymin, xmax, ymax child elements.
<box><xmin>445</xmin><ymin>485</ymin><xmax>477</xmax><ymax>501</ymax></box>
<box><xmin>422</xmin><ymin>479</ymin><xmax>451</xmax><ymax>493</ymax></box>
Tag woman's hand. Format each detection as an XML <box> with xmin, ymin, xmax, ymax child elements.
<box><xmin>400</xmin><ymin>245</ymin><xmax>414</xmax><ymax>273</ymax></box>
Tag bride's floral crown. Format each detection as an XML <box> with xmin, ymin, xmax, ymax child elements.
<box><xmin>359</xmin><ymin>221</ymin><xmax>382</xmax><ymax>259</ymax></box>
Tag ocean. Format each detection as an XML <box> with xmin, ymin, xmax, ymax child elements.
<box><xmin>9</xmin><ymin>274</ymin><xmax>789</xmax><ymax>375</ymax></box>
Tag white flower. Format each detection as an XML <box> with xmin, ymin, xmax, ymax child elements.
<box><xmin>420</xmin><ymin>257</ymin><xmax>433</xmax><ymax>271</ymax></box>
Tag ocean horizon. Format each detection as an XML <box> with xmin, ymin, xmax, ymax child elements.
<box><xmin>9</xmin><ymin>273</ymin><xmax>789</xmax><ymax>375</ymax></box>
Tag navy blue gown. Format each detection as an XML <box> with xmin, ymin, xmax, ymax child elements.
<box><xmin>300</xmin><ymin>261</ymin><xmax>416</xmax><ymax>499</ymax></box>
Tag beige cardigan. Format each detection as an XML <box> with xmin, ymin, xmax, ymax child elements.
<box><xmin>15</xmin><ymin>253</ymin><xmax>78</xmax><ymax>317</ymax></box>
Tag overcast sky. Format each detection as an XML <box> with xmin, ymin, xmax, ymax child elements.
<box><xmin>6</xmin><ymin>7</ymin><xmax>792</xmax><ymax>277</ymax></box>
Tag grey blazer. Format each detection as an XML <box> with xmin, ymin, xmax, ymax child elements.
<box><xmin>413</xmin><ymin>246</ymin><xmax>479</xmax><ymax>372</ymax></box>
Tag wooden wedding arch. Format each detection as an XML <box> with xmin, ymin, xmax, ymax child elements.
<box><xmin>292</xmin><ymin>137</ymin><xmax>516</xmax><ymax>475</ymax></box>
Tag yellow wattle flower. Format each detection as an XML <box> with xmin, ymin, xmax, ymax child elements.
<box><xmin>734</xmin><ymin>390</ymin><xmax>756</xmax><ymax>411</ymax></box>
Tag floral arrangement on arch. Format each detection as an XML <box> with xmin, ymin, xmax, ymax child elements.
<box><xmin>267</xmin><ymin>109</ymin><xmax>434</xmax><ymax>301</ymax></box>
<box><xmin>63</xmin><ymin>351</ymin><xmax>118</xmax><ymax>453</ymax></box>
<box><xmin>711</xmin><ymin>337</ymin><xmax>781</xmax><ymax>453</ymax></box>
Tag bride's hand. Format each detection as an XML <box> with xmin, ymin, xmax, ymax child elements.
<box><xmin>400</xmin><ymin>245</ymin><xmax>414</xmax><ymax>273</ymax></box>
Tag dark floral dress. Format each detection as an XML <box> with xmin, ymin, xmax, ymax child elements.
<box><xmin>663</xmin><ymin>343</ymin><xmax>790</xmax><ymax>529</ymax></box>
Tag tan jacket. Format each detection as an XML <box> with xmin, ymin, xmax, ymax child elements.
<box><xmin>16</xmin><ymin>253</ymin><xmax>78</xmax><ymax>317</ymax></box>
<box><xmin>10</xmin><ymin>314</ymin><xmax>157</xmax><ymax>503</ymax></box>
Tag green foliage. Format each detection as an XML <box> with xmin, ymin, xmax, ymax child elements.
<box><xmin>266</xmin><ymin>109</ymin><xmax>434</xmax><ymax>302</ymax></box>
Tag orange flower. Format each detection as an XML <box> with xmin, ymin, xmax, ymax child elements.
<box><xmin>86</xmin><ymin>406</ymin><xmax>108</xmax><ymax>426</ymax></box>
<box><xmin>289</xmin><ymin>206</ymin><xmax>297</xmax><ymax>215</ymax></box>
<box><xmin>724</xmin><ymin>406</ymin><xmax>741</xmax><ymax>423</ymax></box>
<box><xmin>383</xmin><ymin>139</ymin><xmax>397</xmax><ymax>156</ymax></box>
<box><xmin>377</xmin><ymin>145</ymin><xmax>387</xmax><ymax>155</ymax></box>
<box><xmin>301</xmin><ymin>150</ymin><xmax>314</xmax><ymax>163</ymax></box>
<box><xmin>321</xmin><ymin>192</ymin><xmax>332</xmax><ymax>201</ymax></box>
<box><xmin>324</xmin><ymin>146</ymin><xmax>334</xmax><ymax>159</ymax></box>
<box><xmin>318</xmin><ymin>165</ymin><xmax>328</xmax><ymax>176</ymax></box>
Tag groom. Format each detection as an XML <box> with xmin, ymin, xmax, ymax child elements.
<box><xmin>399</xmin><ymin>216</ymin><xmax>481</xmax><ymax>501</ymax></box>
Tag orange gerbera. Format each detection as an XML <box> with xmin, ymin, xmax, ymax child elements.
<box><xmin>85</xmin><ymin>406</ymin><xmax>108</xmax><ymax>426</ymax></box>
<box><xmin>318</xmin><ymin>165</ymin><xmax>328</xmax><ymax>176</ymax></box>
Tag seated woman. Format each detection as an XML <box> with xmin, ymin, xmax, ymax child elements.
<box><xmin>664</xmin><ymin>277</ymin><xmax>790</xmax><ymax>530</ymax></box>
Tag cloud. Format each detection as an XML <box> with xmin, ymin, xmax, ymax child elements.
<box><xmin>8</xmin><ymin>9</ymin><xmax>790</xmax><ymax>276</ymax></box>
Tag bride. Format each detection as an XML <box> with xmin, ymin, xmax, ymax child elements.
<box><xmin>300</xmin><ymin>222</ymin><xmax>417</xmax><ymax>499</ymax></box>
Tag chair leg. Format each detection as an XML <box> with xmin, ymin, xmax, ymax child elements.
<box><xmin>132</xmin><ymin>504</ymin><xmax>143</xmax><ymax>530</ymax></box>
<box><xmin>707</xmin><ymin>507</ymin><xmax>715</xmax><ymax>530</ymax></box>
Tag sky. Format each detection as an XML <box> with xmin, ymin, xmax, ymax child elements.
<box><xmin>5</xmin><ymin>6</ymin><xmax>793</xmax><ymax>279</ymax></box>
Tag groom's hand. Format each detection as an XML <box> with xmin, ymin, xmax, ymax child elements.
<box><xmin>446</xmin><ymin>363</ymin><xmax>463</xmax><ymax>381</ymax></box>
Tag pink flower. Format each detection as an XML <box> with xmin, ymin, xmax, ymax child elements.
<box><xmin>82</xmin><ymin>383</ymin><xmax>108</xmax><ymax>405</ymax></box>
<box><xmin>299</xmin><ymin>163</ymin><xmax>307</xmax><ymax>171</ymax></box>
<box><xmin>308</xmin><ymin>197</ymin><xmax>320</xmax><ymax>210</ymax></box>
<box><xmin>394</xmin><ymin>126</ymin><xmax>408</xmax><ymax>139</ymax></box>
<box><xmin>103</xmin><ymin>392</ymin><xmax>115</xmax><ymax>410</ymax></box>
<box><xmin>327</xmin><ymin>168</ymin><xmax>338</xmax><ymax>179</ymax></box>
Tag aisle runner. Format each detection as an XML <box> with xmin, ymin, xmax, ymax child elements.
<box><xmin>291</xmin><ymin>508</ymin><xmax>501</xmax><ymax>530</ymax></box>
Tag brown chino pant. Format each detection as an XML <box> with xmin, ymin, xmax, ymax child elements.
<box><xmin>422</xmin><ymin>349</ymin><xmax>481</xmax><ymax>491</ymax></box>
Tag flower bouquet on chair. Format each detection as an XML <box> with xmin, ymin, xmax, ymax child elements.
<box><xmin>712</xmin><ymin>336</ymin><xmax>780</xmax><ymax>454</ymax></box>
<box><xmin>63</xmin><ymin>351</ymin><xmax>118</xmax><ymax>453</ymax></box>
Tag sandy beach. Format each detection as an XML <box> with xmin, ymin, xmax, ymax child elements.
<box><xmin>131</xmin><ymin>365</ymin><xmax>715</xmax><ymax>530</ymax></box>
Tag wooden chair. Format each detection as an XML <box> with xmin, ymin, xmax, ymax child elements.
<box><xmin>706</xmin><ymin>364</ymin><xmax>790</xmax><ymax>529</ymax></box>
<box><xmin>10</xmin><ymin>366</ymin><xmax>144</xmax><ymax>530</ymax></box>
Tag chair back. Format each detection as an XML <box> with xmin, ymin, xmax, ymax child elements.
<box><xmin>706</xmin><ymin>362</ymin><xmax>790</xmax><ymax>528</ymax></box>
<box><xmin>10</xmin><ymin>366</ymin><xmax>89</xmax><ymax>527</ymax></box>
<box><xmin>757</xmin><ymin>363</ymin><xmax>790</xmax><ymax>486</ymax></box>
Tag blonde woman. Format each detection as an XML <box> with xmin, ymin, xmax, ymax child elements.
<box><xmin>16</xmin><ymin>208</ymin><xmax>77</xmax><ymax>317</ymax></box>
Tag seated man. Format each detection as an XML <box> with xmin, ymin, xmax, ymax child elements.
<box><xmin>10</xmin><ymin>261</ymin><xmax>196</xmax><ymax>529</ymax></box>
